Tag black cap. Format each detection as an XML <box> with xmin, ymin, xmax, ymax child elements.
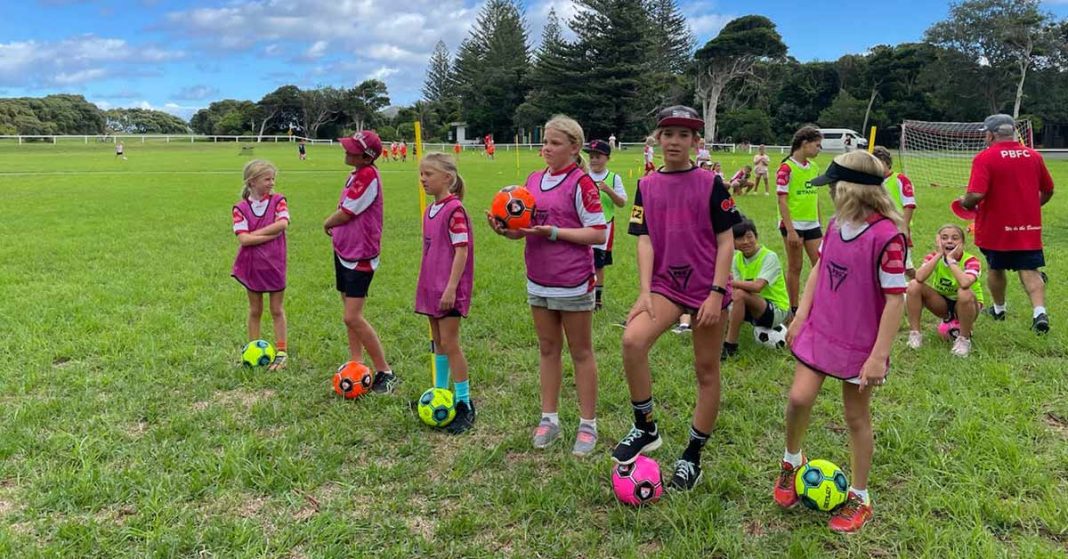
<box><xmin>810</xmin><ymin>160</ymin><xmax>885</xmax><ymax>186</ymax></box>
<box><xmin>656</xmin><ymin>105</ymin><xmax>704</xmax><ymax>131</ymax></box>
<box><xmin>584</xmin><ymin>139</ymin><xmax>611</xmax><ymax>156</ymax></box>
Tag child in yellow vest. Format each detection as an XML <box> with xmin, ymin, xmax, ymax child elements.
<box><xmin>722</xmin><ymin>219</ymin><xmax>790</xmax><ymax>358</ymax></box>
<box><xmin>906</xmin><ymin>224</ymin><xmax>984</xmax><ymax>357</ymax></box>
<box><xmin>872</xmin><ymin>147</ymin><xmax>917</xmax><ymax>278</ymax></box>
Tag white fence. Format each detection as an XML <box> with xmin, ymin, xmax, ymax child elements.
<box><xmin>0</xmin><ymin>134</ymin><xmax>795</xmax><ymax>154</ymax></box>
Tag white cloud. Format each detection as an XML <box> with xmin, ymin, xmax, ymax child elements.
<box><xmin>304</xmin><ymin>40</ymin><xmax>328</xmax><ymax>60</ymax></box>
<box><xmin>369</xmin><ymin>66</ymin><xmax>399</xmax><ymax>80</ymax></box>
<box><xmin>173</xmin><ymin>85</ymin><xmax>220</xmax><ymax>100</ymax></box>
<box><xmin>687</xmin><ymin>13</ymin><xmax>732</xmax><ymax>42</ymax></box>
<box><xmin>0</xmin><ymin>35</ymin><xmax>184</xmax><ymax>88</ymax></box>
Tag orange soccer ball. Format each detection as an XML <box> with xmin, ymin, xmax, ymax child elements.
<box><xmin>490</xmin><ymin>185</ymin><xmax>537</xmax><ymax>230</ymax></box>
<box><xmin>333</xmin><ymin>361</ymin><xmax>373</xmax><ymax>399</ymax></box>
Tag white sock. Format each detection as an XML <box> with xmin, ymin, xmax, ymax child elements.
<box><xmin>783</xmin><ymin>449</ymin><xmax>803</xmax><ymax>468</ymax></box>
<box><xmin>849</xmin><ymin>486</ymin><xmax>870</xmax><ymax>504</ymax></box>
<box><xmin>579</xmin><ymin>417</ymin><xmax>597</xmax><ymax>431</ymax></box>
<box><xmin>1034</xmin><ymin>306</ymin><xmax>1046</xmax><ymax>318</ymax></box>
<box><xmin>994</xmin><ymin>304</ymin><xmax>1006</xmax><ymax>314</ymax></box>
<box><xmin>541</xmin><ymin>412</ymin><xmax>559</xmax><ymax>426</ymax></box>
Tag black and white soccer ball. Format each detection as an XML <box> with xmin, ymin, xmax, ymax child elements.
<box><xmin>753</xmin><ymin>324</ymin><xmax>787</xmax><ymax>348</ymax></box>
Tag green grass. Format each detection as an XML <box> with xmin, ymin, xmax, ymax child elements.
<box><xmin>0</xmin><ymin>141</ymin><xmax>1066</xmax><ymax>558</ymax></box>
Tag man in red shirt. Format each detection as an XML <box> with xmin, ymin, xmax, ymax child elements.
<box><xmin>959</xmin><ymin>114</ymin><xmax>1054</xmax><ymax>333</ymax></box>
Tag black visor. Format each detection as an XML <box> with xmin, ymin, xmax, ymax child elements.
<box><xmin>810</xmin><ymin>161</ymin><xmax>884</xmax><ymax>186</ymax></box>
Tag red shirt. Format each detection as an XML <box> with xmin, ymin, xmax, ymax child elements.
<box><xmin>966</xmin><ymin>141</ymin><xmax>1054</xmax><ymax>251</ymax></box>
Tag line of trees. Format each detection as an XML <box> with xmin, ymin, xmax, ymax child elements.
<box><xmin>418</xmin><ymin>0</ymin><xmax>1068</xmax><ymax>147</ymax></box>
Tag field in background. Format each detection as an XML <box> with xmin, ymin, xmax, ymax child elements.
<box><xmin>0</xmin><ymin>142</ymin><xmax>1066</xmax><ymax>557</ymax></box>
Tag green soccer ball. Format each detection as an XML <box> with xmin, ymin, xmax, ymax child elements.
<box><xmin>241</xmin><ymin>340</ymin><xmax>276</xmax><ymax>368</ymax></box>
<box><xmin>417</xmin><ymin>388</ymin><xmax>456</xmax><ymax>427</ymax></box>
<box><xmin>795</xmin><ymin>459</ymin><xmax>849</xmax><ymax>512</ymax></box>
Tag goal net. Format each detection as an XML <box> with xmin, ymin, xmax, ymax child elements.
<box><xmin>899</xmin><ymin>119</ymin><xmax>1033</xmax><ymax>188</ymax></box>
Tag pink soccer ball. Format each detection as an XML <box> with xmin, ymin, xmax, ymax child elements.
<box><xmin>937</xmin><ymin>319</ymin><xmax>961</xmax><ymax>341</ymax></box>
<box><xmin>612</xmin><ymin>456</ymin><xmax>664</xmax><ymax>506</ymax></box>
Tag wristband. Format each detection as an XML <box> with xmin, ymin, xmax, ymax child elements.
<box><xmin>549</xmin><ymin>226</ymin><xmax>559</xmax><ymax>242</ymax></box>
<box><xmin>709</xmin><ymin>286</ymin><xmax>727</xmax><ymax>296</ymax></box>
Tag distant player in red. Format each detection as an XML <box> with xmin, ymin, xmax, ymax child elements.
<box><xmin>642</xmin><ymin>137</ymin><xmax>655</xmax><ymax>175</ymax></box>
<box><xmin>400</xmin><ymin>141</ymin><xmax>408</xmax><ymax>162</ymax></box>
<box><xmin>486</xmin><ymin>136</ymin><xmax>496</xmax><ymax>160</ymax></box>
<box><xmin>453</xmin><ymin>142</ymin><xmax>462</xmax><ymax>155</ymax></box>
<box><xmin>391</xmin><ymin>142</ymin><xmax>400</xmax><ymax>162</ymax></box>
<box><xmin>959</xmin><ymin>113</ymin><xmax>1054</xmax><ymax>333</ymax></box>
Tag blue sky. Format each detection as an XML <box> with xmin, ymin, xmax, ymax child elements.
<box><xmin>3</xmin><ymin>0</ymin><xmax>1068</xmax><ymax>121</ymax></box>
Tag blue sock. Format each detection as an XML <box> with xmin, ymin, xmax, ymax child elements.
<box><xmin>434</xmin><ymin>354</ymin><xmax>450</xmax><ymax>389</ymax></box>
<box><xmin>454</xmin><ymin>379</ymin><xmax>470</xmax><ymax>404</ymax></box>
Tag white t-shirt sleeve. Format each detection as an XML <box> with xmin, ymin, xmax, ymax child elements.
<box><xmin>340</xmin><ymin>175</ymin><xmax>379</xmax><ymax>216</ymax></box>
<box><xmin>612</xmin><ymin>174</ymin><xmax>627</xmax><ymax>203</ymax></box>
<box><xmin>759</xmin><ymin>251</ymin><xmax>782</xmax><ymax>284</ymax></box>
<box><xmin>232</xmin><ymin>207</ymin><xmax>249</xmax><ymax>234</ymax></box>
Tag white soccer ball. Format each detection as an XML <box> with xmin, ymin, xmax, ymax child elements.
<box><xmin>753</xmin><ymin>324</ymin><xmax>787</xmax><ymax>348</ymax></box>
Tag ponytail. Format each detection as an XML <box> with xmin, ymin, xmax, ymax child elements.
<box><xmin>544</xmin><ymin>114</ymin><xmax>588</xmax><ymax>173</ymax></box>
<box><xmin>575</xmin><ymin>152</ymin><xmax>588</xmax><ymax>173</ymax></box>
<box><xmin>787</xmin><ymin>126</ymin><xmax>822</xmax><ymax>162</ymax></box>
<box><xmin>451</xmin><ymin>173</ymin><xmax>466</xmax><ymax>201</ymax></box>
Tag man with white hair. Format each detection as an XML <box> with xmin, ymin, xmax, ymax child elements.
<box><xmin>958</xmin><ymin>114</ymin><xmax>1054</xmax><ymax>333</ymax></box>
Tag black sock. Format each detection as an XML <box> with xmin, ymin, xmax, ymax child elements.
<box><xmin>632</xmin><ymin>397</ymin><xmax>655</xmax><ymax>431</ymax></box>
<box><xmin>723</xmin><ymin>342</ymin><xmax>739</xmax><ymax>351</ymax></box>
<box><xmin>682</xmin><ymin>425</ymin><xmax>710</xmax><ymax>464</ymax></box>
<box><xmin>791</xmin><ymin>306</ymin><xmax>799</xmax><ymax>315</ymax></box>
<box><xmin>595</xmin><ymin>285</ymin><xmax>604</xmax><ymax>304</ymax></box>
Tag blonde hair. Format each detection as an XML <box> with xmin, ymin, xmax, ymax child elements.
<box><xmin>831</xmin><ymin>151</ymin><xmax>903</xmax><ymax>229</ymax></box>
<box><xmin>241</xmin><ymin>159</ymin><xmax>277</xmax><ymax>199</ymax></box>
<box><xmin>645</xmin><ymin>136</ymin><xmax>656</xmax><ymax>146</ymax></box>
<box><xmin>420</xmin><ymin>152</ymin><xmax>466</xmax><ymax>200</ymax></box>
<box><xmin>545</xmin><ymin>115</ymin><xmax>588</xmax><ymax>172</ymax></box>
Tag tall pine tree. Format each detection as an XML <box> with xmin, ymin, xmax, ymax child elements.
<box><xmin>516</xmin><ymin>9</ymin><xmax>580</xmax><ymax>130</ymax></box>
<box><xmin>422</xmin><ymin>40</ymin><xmax>455</xmax><ymax>103</ymax></box>
<box><xmin>453</xmin><ymin>0</ymin><xmax>530</xmax><ymax>139</ymax></box>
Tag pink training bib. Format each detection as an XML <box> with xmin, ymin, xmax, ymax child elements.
<box><xmin>332</xmin><ymin>166</ymin><xmax>384</xmax><ymax>262</ymax></box>
<box><xmin>232</xmin><ymin>194</ymin><xmax>287</xmax><ymax>292</ymax></box>
<box><xmin>791</xmin><ymin>217</ymin><xmax>900</xmax><ymax>379</ymax></box>
<box><xmin>415</xmin><ymin>197</ymin><xmax>474</xmax><ymax>317</ymax></box>
<box><xmin>523</xmin><ymin>167</ymin><xmax>595</xmax><ymax>289</ymax></box>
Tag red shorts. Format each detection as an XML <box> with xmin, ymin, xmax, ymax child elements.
<box><xmin>644</xmin><ymin>162</ymin><xmax>655</xmax><ymax>173</ymax></box>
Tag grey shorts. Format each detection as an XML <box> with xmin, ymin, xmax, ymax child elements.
<box><xmin>527</xmin><ymin>291</ymin><xmax>596</xmax><ymax>312</ymax></box>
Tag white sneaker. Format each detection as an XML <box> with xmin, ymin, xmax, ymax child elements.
<box><xmin>907</xmin><ymin>331</ymin><xmax>923</xmax><ymax>350</ymax></box>
<box><xmin>951</xmin><ymin>336</ymin><xmax>971</xmax><ymax>357</ymax></box>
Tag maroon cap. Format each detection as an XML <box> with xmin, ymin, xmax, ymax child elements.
<box><xmin>656</xmin><ymin>105</ymin><xmax>704</xmax><ymax>131</ymax></box>
<box><xmin>339</xmin><ymin>130</ymin><xmax>382</xmax><ymax>159</ymax></box>
<box><xmin>584</xmin><ymin>139</ymin><xmax>612</xmax><ymax>156</ymax></box>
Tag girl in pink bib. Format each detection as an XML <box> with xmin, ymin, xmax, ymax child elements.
<box><xmin>416</xmin><ymin>153</ymin><xmax>476</xmax><ymax>433</ymax></box>
<box><xmin>487</xmin><ymin>115</ymin><xmax>607</xmax><ymax>457</ymax></box>
<box><xmin>231</xmin><ymin>160</ymin><xmax>289</xmax><ymax>370</ymax></box>
<box><xmin>772</xmin><ymin>151</ymin><xmax>907</xmax><ymax>534</ymax></box>
<box><xmin>611</xmin><ymin>106</ymin><xmax>741</xmax><ymax>492</ymax></box>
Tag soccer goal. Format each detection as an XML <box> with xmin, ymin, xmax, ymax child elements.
<box><xmin>899</xmin><ymin>119</ymin><xmax>1033</xmax><ymax>188</ymax></box>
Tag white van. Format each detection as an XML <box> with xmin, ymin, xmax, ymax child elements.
<box><xmin>819</xmin><ymin>128</ymin><xmax>868</xmax><ymax>152</ymax></box>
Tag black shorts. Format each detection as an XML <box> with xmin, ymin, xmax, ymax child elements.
<box><xmin>334</xmin><ymin>254</ymin><xmax>375</xmax><ymax>298</ymax></box>
<box><xmin>744</xmin><ymin>300</ymin><xmax>775</xmax><ymax>328</ymax></box>
<box><xmin>779</xmin><ymin>226</ymin><xmax>823</xmax><ymax>241</ymax></box>
<box><xmin>980</xmin><ymin>248</ymin><xmax>1045</xmax><ymax>271</ymax></box>
<box><xmin>940</xmin><ymin>295</ymin><xmax>958</xmax><ymax>320</ymax></box>
<box><xmin>593</xmin><ymin>248</ymin><xmax>613</xmax><ymax>269</ymax></box>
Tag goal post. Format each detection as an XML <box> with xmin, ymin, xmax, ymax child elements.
<box><xmin>899</xmin><ymin>119</ymin><xmax>1033</xmax><ymax>189</ymax></box>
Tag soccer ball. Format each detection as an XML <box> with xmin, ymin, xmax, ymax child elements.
<box><xmin>611</xmin><ymin>456</ymin><xmax>664</xmax><ymax>507</ymax></box>
<box><xmin>490</xmin><ymin>185</ymin><xmax>537</xmax><ymax>230</ymax></box>
<box><xmin>754</xmin><ymin>324</ymin><xmax>787</xmax><ymax>348</ymax></box>
<box><xmin>333</xmin><ymin>361</ymin><xmax>373</xmax><ymax>399</ymax></box>
<box><xmin>241</xmin><ymin>340</ymin><xmax>276</xmax><ymax>368</ymax></box>
<box><xmin>937</xmin><ymin>319</ymin><xmax>961</xmax><ymax>341</ymax></box>
<box><xmin>794</xmin><ymin>459</ymin><xmax>849</xmax><ymax>512</ymax></box>
<box><xmin>417</xmin><ymin>388</ymin><xmax>456</xmax><ymax>427</ymax></box>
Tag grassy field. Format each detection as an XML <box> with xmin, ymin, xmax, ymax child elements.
<box><xmin>0</xmin><ymin>140</ymin><xmax>1065</xmax><ymax>558</ymax></box>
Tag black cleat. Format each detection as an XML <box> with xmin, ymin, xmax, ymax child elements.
<box><xmin>986</xmin><ymin>307</ymin><xmax>1006</xmax><ymax>321</ymax></box>
<box><xmin>1032</xmin><ymin>313</ymin><xmax>1050</xmax><ymax>334</ymax></box>
<box><xmin>371</xmin><ymin>371</ymin><xmax>400</xmax><ymax>394</ymax></box>
<box><xmin>445</xmin><ymin>401</ymin><xmax>476</xmax><ymax>434</ymax></box>
<box><xmin>668</xmin><ymin>458</ymin><xmax>703</xmax><ymax>491</ymax></box>
<box><xmin>611</xmin><ymin>425</ymin><xmax>662</xmax><ymax>464</ymax></box>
